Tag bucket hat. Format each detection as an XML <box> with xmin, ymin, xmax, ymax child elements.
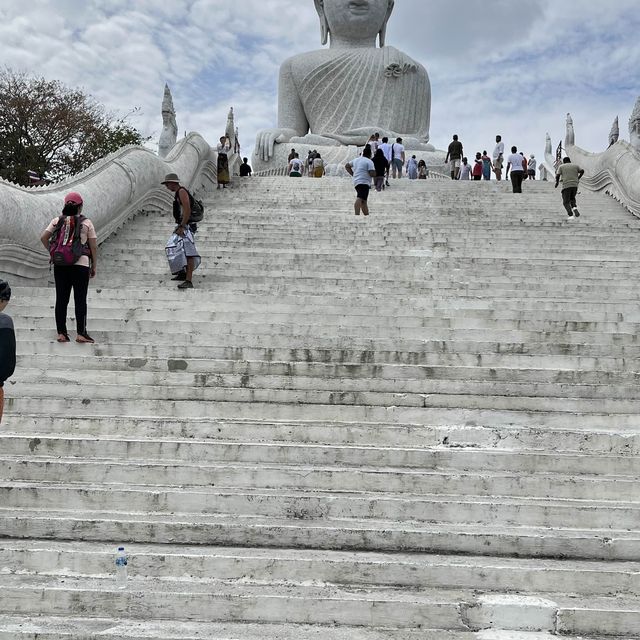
<box><xmin>162</xmin><ymin>173</ymin><xmax>180</xmax><ymax>184</ymax></box>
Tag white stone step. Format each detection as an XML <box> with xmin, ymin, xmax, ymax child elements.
<box><xmin>4</xmin><ymin>417</ymin><xmax>639</xmax><ymax>454</ymax></box>
<box><xmin>4</xmin><ymin>618</ymin><xmax>616</xmax><ymax>640</ymax></box>
<box><xmin>18</xmin><ymin>308</ymin><xmax>640</xmax><ymax>334</ymax></box>
<box><xmin>11</xmin><ymin>381</ymin><xmax>640</xmax><ymax>415</ymax></box>
<box><xmin>13</xmin><ymin>367</ymin><xmax>640</xmax><ymax>403</ymax></box>
<box><xmin>0</xmin><ymin>574</ymin><xmax>637</xmax><ymax>635</ymax></box>
<box><xmin>14</xmin><ymin>355</ymin><xmax>640</xmax><ymax>386</ymax></box>
<box><xmin>3</xmin><ymin>541</ymin><xmax>636</xmax><ymax>596</ymax></box>
<box><xmin>0</xmin><ymin>573</ymin><xmax>470</xmax><ymax>628</ymax></box>
<box><xmin>2</xmin><ymin>509</ymin><xmax>638</xmax><ymax>560</ymax></box>
<box><xmin>2</xmin><ymin>482</ymin><xmax>637</xmax><ymax>531</ymax></box>
<box><xmin>6</xmin><ymin>397</ymin><xmax>640</xmax><ymax>429</ymax></box>
<box><xmin>16</xmin><ymin>353</ymin><xmax>640</xmax><ymax>385</ymax></box>
<box><xmin>17</xmin><ymin>304</ymin><xmax>640</xmax><ymax>332</ymax></box>
<box><xmin>1</xmin><ymin>456</ymin><xmax>635</xmax><ymax>501</ymax></box>
<box><xmin>1</xmin><ymin>433</ymin><xmax>638</xmax><ymax>474</ymax></box>
<box><xmin>14</xmin><ymin>286</ymin><xmax>640</xmax><ymax>311</ymax></box>
<box><xmin>0</xmin><ymin>616</ymin><xmax>478</xmax><ymax>640</ymax></box>
<box><xmin>14</xmin><ymin>335</ymin><xmax>640</xmax><ymax>361</ymax></box>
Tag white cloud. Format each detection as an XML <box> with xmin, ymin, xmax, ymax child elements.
<box><xmin>0</xmin><ymin>0</ymin><xmax>637</xmax><ymax>169</ymax></box>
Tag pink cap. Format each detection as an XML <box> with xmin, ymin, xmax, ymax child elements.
<box><xmin>64</xmin><ymin>192</ymin><xmax>83</xmax><ymax>205</ymax></box>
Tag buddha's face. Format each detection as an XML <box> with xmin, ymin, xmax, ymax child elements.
<box><xmin>320</xmin><ymin>0</ymin><xmax>392</xmax><ymax>40</ymax></box>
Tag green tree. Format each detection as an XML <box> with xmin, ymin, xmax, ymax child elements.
<box><xmin>0</xmin><ymin>68</ymin><xmax>148</xmax><ymax>184</ymax></box>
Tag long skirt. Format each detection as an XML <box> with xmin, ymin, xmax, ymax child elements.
<box><xmin>217</xmin><ymin>153</ymin><xmax>230</xmax><ymax>185</ymax></box>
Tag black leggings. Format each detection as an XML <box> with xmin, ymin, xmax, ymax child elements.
<box><xmin>510</xmin><ymin>170</ymin><xmax>525</xmax><ymax>193</ymax></box>
<box><xmin>54</xmin><ymin>265</ymin><xmax>90</xmax><ymax>334</ymax></box>
<box><xmin>562</xmin><ymin>187</ymin><xmax>578</xmax><ymax>215</ymax></box>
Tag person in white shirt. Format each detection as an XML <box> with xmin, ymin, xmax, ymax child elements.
<box><xmin>492</xmin><ymin>135</ymin><xmax>505</xmax><ymax>181</ymax></box>
<box><xmin>391</xmin><ymin>137</ymin><xmax>406</xmax><ymax>179</ymax></box>
<box><xmin>505</xmin><ymin>145</ymin><xmax>526</xmax><ymax>193</ymax></box>
<box><xmin>458</xmin><ymin>157</ymin><xmax>472</xmax><ymax>180</ymax></box>
<box><xmin>492</xmin><ymin>135</ymin><xmax>504</xmax><ymax>161</ymax></box>
<box><xmin>288</xmin><ymin>153</ymin><xmax>304</xmax><ymax>177</ymax></box>
<box><xmin>345</xmin><ymin>146</ymin><xmax>376</xmax><ymax>217</ymax></box>
<box><xmin>367</xmin><ymin>134</ymin><xmax>379</xmax><ymax>155</ymax></box>
<box><xmin>527</xmin><ymin>154</ymin><xmax>537</xmax><ymax>180</ymax></box>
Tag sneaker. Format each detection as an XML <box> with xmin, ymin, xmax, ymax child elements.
<box><xmin>177</xmin><ymin>280</ymin><xmax>194</xmax><ymax>289</ymax></box>
<box><xmin>385</xmin><ymin>180</ymin><xmax>390</xmax><ymax>187</ymax></box>
<box><xmin>171</xmin><ymin>271</ymin><xmax>187</xmax><ymax>281</ymax></box>
<box><xmin>572</xmin><ymin>207</ymin><xmax>580</xmax><ymax>217</ymax></box>
<box><xmin>76</xmin><ymin>333</ymin><xmax>95</xmax><ymax>344</ymax></box>
<box><xmin>567</xmin><ymin>212</ymin><xmax>574</xmax><ymax>217</ymax></box>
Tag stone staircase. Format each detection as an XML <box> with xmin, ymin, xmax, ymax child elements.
<box><xmin>1</xmin><ymin>176</ymin><xmax>639</xmax><ymax>639</ymax></box>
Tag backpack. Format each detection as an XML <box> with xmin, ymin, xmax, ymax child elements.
<box><xmin>190</xmin><ymin>197</ymin><xmax>205</xmax><ymax>223</ymax></box>
<box><xmin>175</xmin><ymin>188</ymin><xmax>204</xmax><ymax>223</ymax></box>
<box><xmin>49</xmin><ymin>215</ymin><xmax>89</xmax><ymax>266</ymax></box>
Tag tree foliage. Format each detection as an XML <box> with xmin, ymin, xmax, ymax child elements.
<box><xmin>0</xmin><ymin>68</ymin><xmax>147</xmax><ymax>184</ymax></box>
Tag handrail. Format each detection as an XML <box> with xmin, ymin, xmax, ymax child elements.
<box><xmin>0</xmin><ymin>133</ymin><xmax>217</xmax><ymax>279</ymax></box>
<box><xmin>562</xmin><ymin>141</ymin><xmax>640</xmax><ymax>220</ymax></box>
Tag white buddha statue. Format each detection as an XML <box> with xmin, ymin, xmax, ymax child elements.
<box><xmin>255</xmin><ymin>0</ymin><xmax>433</xmax><ymax>163</ymax></box>
<box><xmin>629</xmin><ymin>97</ymin><xmax>640</xmax><ymax>151</ymax></box>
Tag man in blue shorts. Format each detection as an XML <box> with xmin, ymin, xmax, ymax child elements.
<box><xmin>345</xmin><ymin>145</ymin><xmax>376</xmax><ymax>217</ymax></box>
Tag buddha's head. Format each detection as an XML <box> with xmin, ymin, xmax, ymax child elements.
<box><xmin>314</xmin><ymin>0</ymin><xmax>395</xmax><ymax>47</ymax></box>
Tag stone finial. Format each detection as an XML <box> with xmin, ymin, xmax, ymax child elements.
<box><xmin>545</xmin><ymin>133</ymin><xmax>552</xmax><ymax>157</ymax></box>
<box><xmin>609</xmin><ymin>116</ymin><xmax>619</xmax><ymax>147</ymax></box>
<box><xmin>629</xmin><ymin>97</ymin><xmax>640</xmax><ymax>151</ymax></box>
<box><xmin>565</xmin><ymin>113</ymin><xmax>575</xmax><ymax>147</ymax></box>
<box><xmin>158</xmin><ymin>84</ymin><xmax>178</xmax><ymax>158</ymax></box>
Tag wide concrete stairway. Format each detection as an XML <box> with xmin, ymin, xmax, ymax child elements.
<box><xmin>1</xmin><ymin>176</ymin><xmax>639</xmax><ymax>639</ymax></box>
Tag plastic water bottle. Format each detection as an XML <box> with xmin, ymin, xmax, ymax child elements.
<box><xmin>115</xmin><ymin>546</ymin><xmax>128</xmax><ymax>589</ymax></box>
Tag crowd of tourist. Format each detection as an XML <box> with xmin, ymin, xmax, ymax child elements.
<box><xmin>445</xmin><ymin>134</ymin><xmax>543</xmax><ymax>192</ymax></box>
<box><xmin>339</xmin><ymin>132</ymin><xmax>583</xmax><ymax>219</ymax></box>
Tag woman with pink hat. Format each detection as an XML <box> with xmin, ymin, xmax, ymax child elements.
<box><xmin>40</xmin><ymin>192</ymin><xmax>98</xmax><ymax>343</ymax></box>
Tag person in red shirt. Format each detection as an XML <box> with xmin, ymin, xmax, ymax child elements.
<box><xmin>472</xmin><ymin>153</ymin><xmax>483</xmax><ymax>181</ymax></box>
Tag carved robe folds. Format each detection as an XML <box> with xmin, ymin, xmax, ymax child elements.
<box><xmin>293</xmin><ymin>46</ymin><xmax>431</xmax><ymax>146</ymax></box>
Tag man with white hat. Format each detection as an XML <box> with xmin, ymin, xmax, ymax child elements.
<box><xmin>162</xmin><ymin>173</ymin><xmax>201</xmax><ymax>289</ymax></box>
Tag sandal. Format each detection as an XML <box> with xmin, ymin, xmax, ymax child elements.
<box><xmin>56</xmin><ymin>333</ymin><xmax>70</xmax><ymax>343</ymax></box>
<box><xmin>76</xmin><ymin>333</ymin><xmax>95</xmax><ymax>344</ymax></box>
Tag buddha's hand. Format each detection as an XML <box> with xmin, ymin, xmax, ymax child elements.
<box><xmin>256</xmin><ymin>129</ymin><xmax>293</xmax><ymax>162</ymax></box>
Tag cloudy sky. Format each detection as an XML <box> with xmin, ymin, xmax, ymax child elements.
<box><xmin>0</xmin><ymin>0</ymin><xmax>638</xmax><ymax>168</ymax></box>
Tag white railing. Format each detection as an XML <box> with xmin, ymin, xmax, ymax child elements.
<box><xmin>0</xmin><ymin>133</ymin><xmax>218</xmax><ymax>279</ymax></box>
<box><xmin>564</xmin><ymin>142</ymin><xmax>640</xmax><ymax>219</ymax></box>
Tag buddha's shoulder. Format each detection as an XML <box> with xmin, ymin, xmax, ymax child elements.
<box><xmin>281</xmin><ymin>47</ymin><xmax>426</xmax><ymax>75</ymax></box>
<box><xmin>281</xmin><ymin>49</ymin><xmax>334</xmax><ymax>68</ymax></box>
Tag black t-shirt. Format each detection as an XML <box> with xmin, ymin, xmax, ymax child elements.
<box><xmin>373</xmin><ymin>155</ymin><xmax>389</xmax><ymax>177</ymax></box>
<box><xmin>0</xmin><ymin>312</ymin><xmax>16</xmax><ymax>387</ymax></box>
<box><xmin>239</xmin><ymin>163</ymin><xmax>252</xmax><ymax>177</ymax></box>
<box><xmin>172</xmin><ymin>187</ymin><xmax>197</xmax><ymax>232</ymax></box>
<box><xmin>448</xmin><ymin>140</ymin><xmax>463</xmax><ymax>159</ymax></box>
